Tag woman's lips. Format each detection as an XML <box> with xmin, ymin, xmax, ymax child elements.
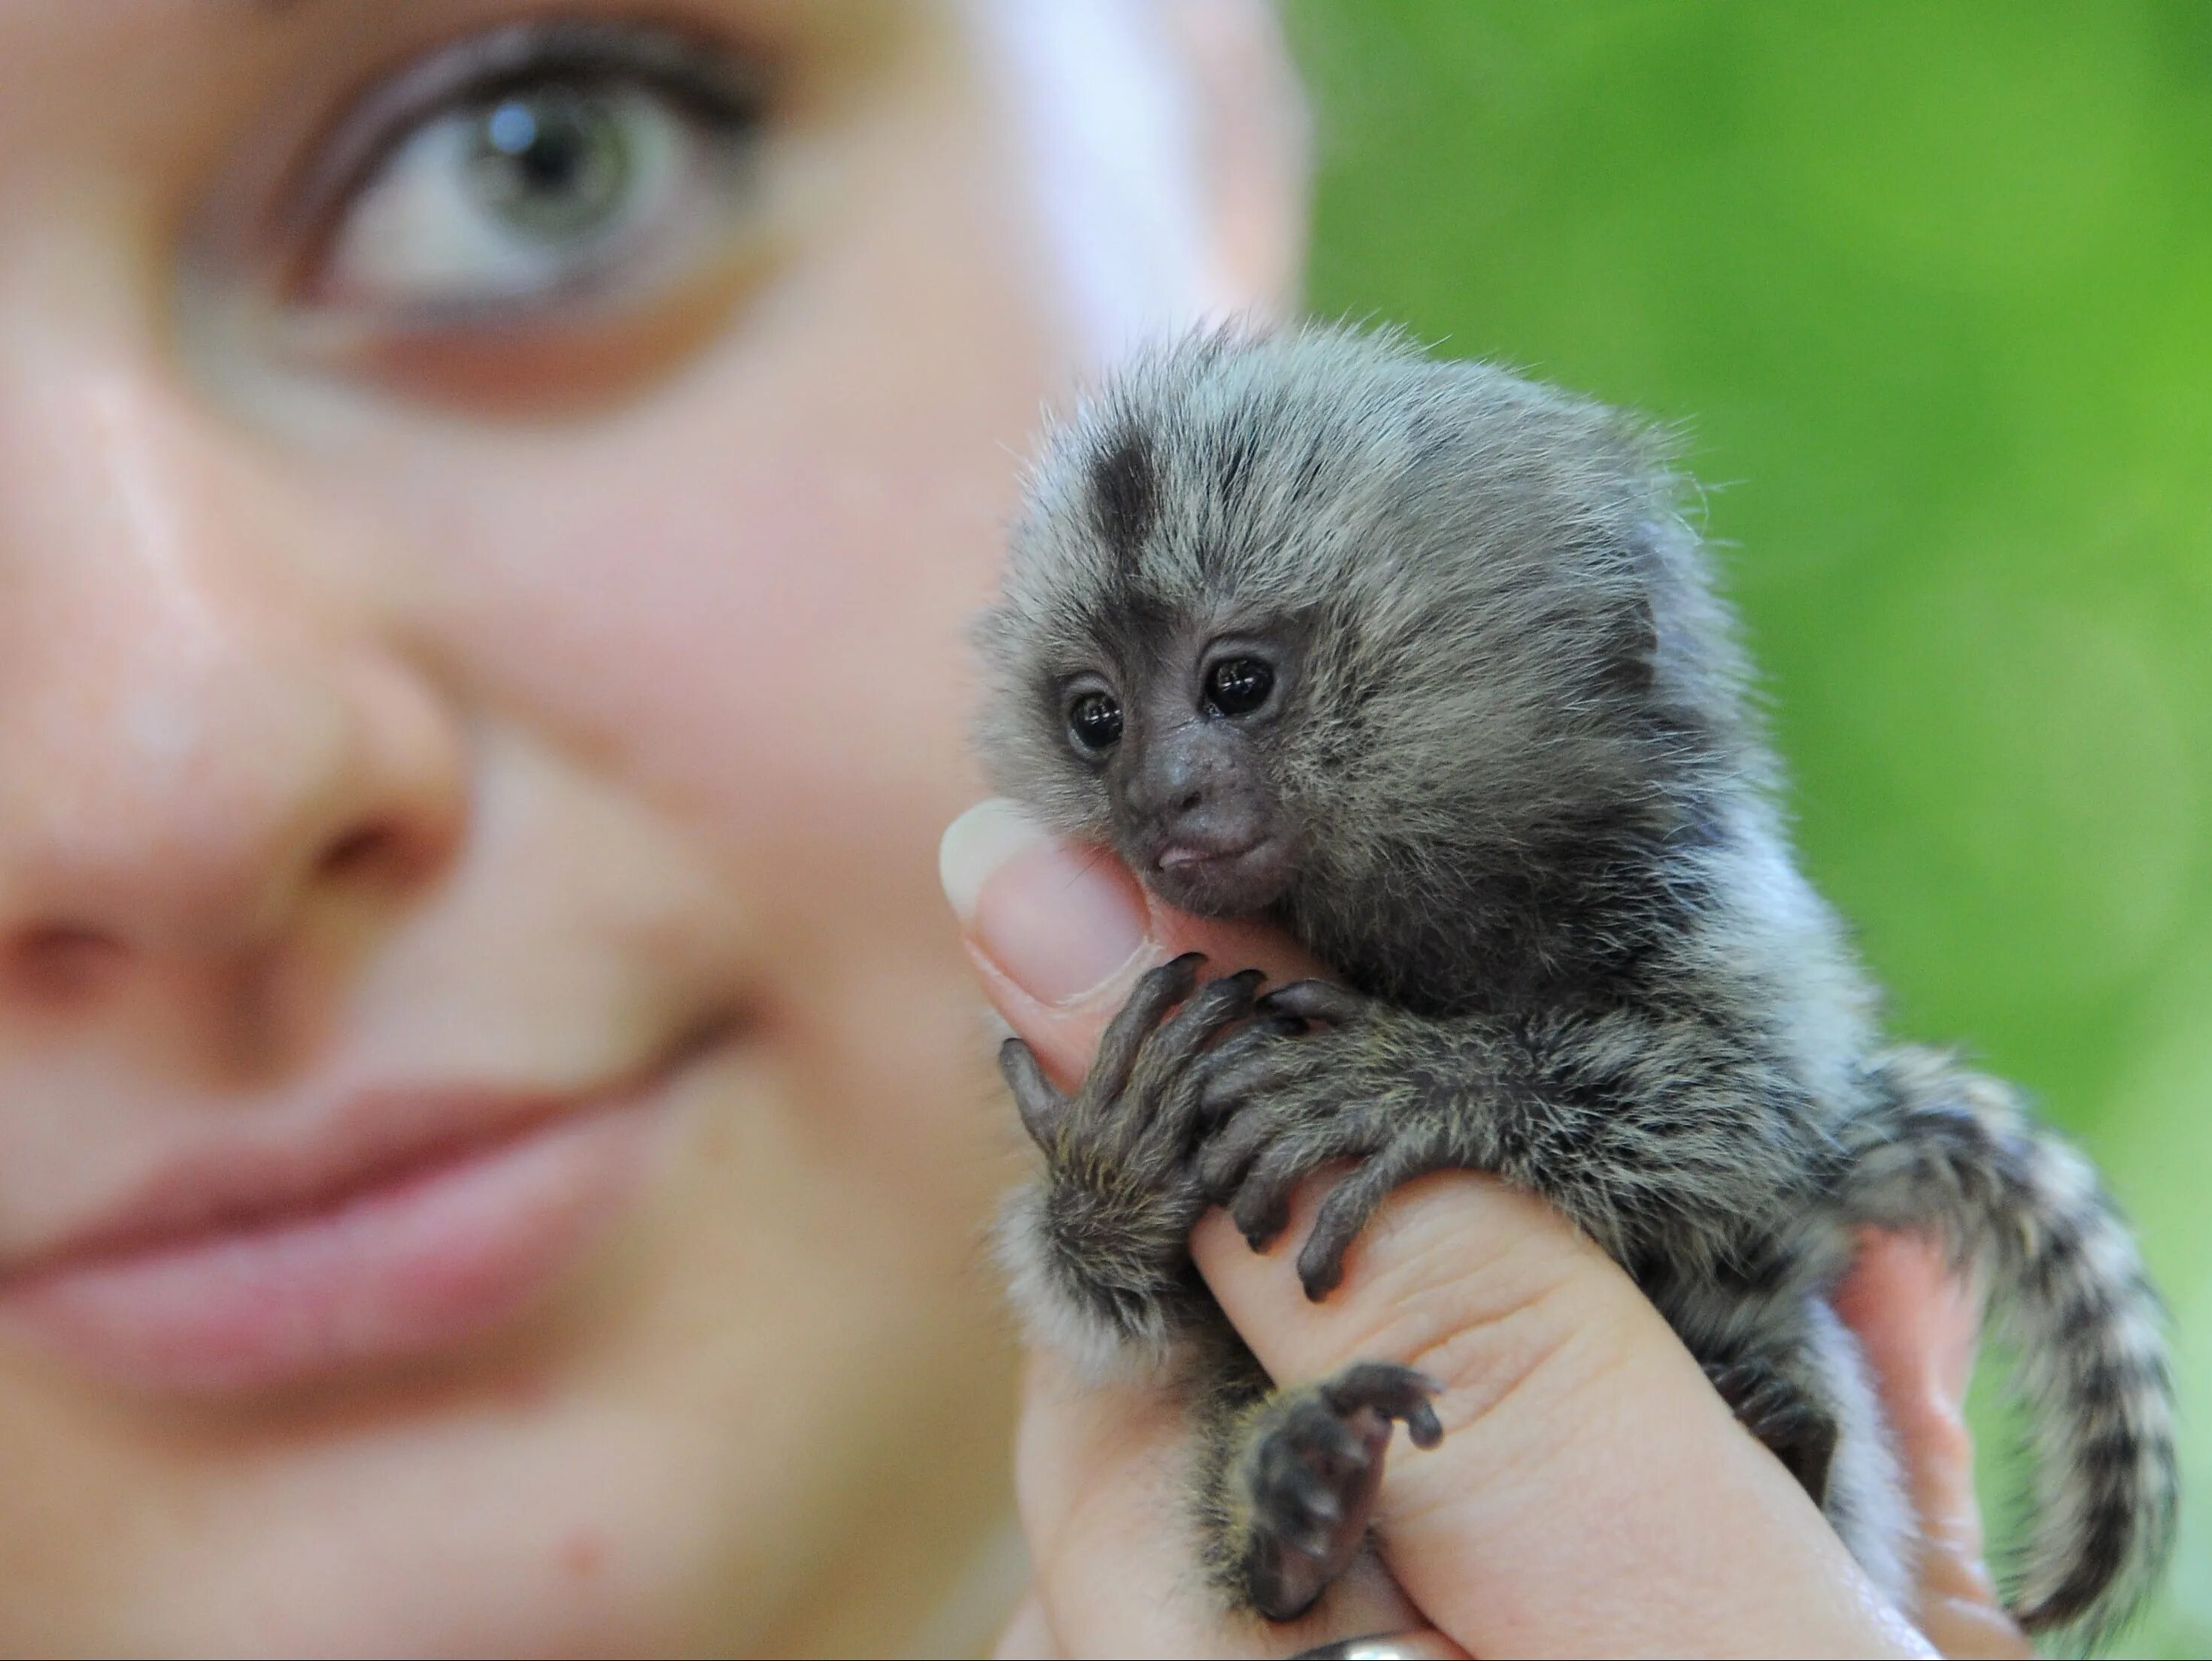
<box><xmin>0</xmin><ymin>1068</ymin><xmax>695</xmax><ymax>1397</ymax></box>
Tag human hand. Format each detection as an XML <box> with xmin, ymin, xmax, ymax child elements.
<box><xmin>942</xmin><ymin>801</ymin><xmax>2034</xmax><ymax>1659</ymax></box>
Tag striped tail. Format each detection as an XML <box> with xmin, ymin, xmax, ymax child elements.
<box><xmin>1840</xmin><ymin>1047</ymin><xmax>2177</xmax><ymax>1646</ymax></box>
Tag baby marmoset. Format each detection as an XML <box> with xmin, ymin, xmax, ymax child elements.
<box><xmin>973</xmin><ymin>326</ymin><xmax>2174</xmax><ymax>1641</ymax></box>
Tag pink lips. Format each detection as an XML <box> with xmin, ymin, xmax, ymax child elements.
<box><xmin>0</xmin><ymin>1073</ymin><xmax>687</xmax><ymax>1396</ymax></box>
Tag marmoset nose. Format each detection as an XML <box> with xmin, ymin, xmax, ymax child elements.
<box><xmin>0</xmin><ymin>365</ymin><xmax>464</xmax><ymax>1008</ymax></box>
<box><xmin>1129</xmin><ymin>740</ymin><xmax>1214</xmax><ymax>821</ymax></box>
<box><xmin>1126</xmin><ymin>728</ymin><xmax>1263</xmax><ymax>848</ymax></box>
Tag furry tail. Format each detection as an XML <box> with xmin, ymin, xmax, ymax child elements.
<box><xmin>1839</xmin><ymin>1047</ymin><xmax>2176</xmax><ymax>1644</ymax></box>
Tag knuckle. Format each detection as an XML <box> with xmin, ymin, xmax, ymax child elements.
<box><xmin>1318</xmin><ymin>1181</ymin><xmax>1648</xmax><ymax>1444</ymax></box>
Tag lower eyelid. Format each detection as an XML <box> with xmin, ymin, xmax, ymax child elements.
<box><xmin>275</xmin><ymin>227</ymin><xmax>784</xmax><ymax>417</ymax></box>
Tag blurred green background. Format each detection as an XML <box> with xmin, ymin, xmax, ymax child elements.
<box><xmin>1283</xmin><ymin>2</ymin><xmax>2211</xmax><ymax>1651</ymax></box>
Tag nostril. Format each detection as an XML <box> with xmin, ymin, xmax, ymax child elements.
<box><xmin>317</xmin><ymin>823</ymin><xmax>415</xmax><ymax>887</ymax></box>
<box><xmin>8</xmin><ymin>923</ymin><xmax>129</xmax><ymax>1002</ymax></box>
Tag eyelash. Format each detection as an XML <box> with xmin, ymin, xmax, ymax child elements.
<box><xmin>277</xmin><ymin>17</ymin><xmax>772</xmax><ymax>303</ymax></box>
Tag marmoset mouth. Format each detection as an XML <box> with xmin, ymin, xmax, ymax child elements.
<box><xmin>1157</xmin><ymin>841</ymin><xmax>1252</xmax><ymax>869</ymax></box>
<box><xmin>1146</xmin><ymin>835</ymin><xmax>1293</xmax><ymax>918</ymax></box>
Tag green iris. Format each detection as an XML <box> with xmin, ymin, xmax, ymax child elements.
<box><xmin>469</xmin><ymin>86</ymin><xmax>634</xmax><ymax>242</ymax></box>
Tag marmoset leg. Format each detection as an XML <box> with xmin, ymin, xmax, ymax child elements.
<box><xmin>1193</xmin><ymin>980</ymin><xmax>1822</xmax><ymax>1300</ymax></box>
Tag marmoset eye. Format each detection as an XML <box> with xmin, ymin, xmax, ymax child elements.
<box><xmin>1067</xmin><ymin>690</ymin><xmax>1124</xmax><ymax>754</ymax></box>
<box><xmin>1205</xmin><ymin>657</ymin><xmax>1274</xmax><ymax>717</ymax></box>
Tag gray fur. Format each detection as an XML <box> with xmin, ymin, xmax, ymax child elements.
<box><xmin>976</xmin><ymin>323</ymin><xmax>2174</xmax><ymax>1642</ymax></box>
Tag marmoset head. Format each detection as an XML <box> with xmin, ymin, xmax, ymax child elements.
<box><xmin>976</xmin><ymin>326</ymin><xmax>1757</xmax><ymax>956</ymax></box>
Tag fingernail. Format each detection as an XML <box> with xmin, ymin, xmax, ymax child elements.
<box><xmin>939</xmin><ymin>799</ymin><xmax>1152</xmax><ymax>1006</ymax></box>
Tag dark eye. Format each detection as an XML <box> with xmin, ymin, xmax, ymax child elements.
<box><xmin>1204</xmin><ymin>657</ymin><xmax>1275</xmax><ymax>717</ymax></box>
<box><xmin>1067</xmin><ymin>690</ymin><xmax>1124</xmax><ymax>754</ymax></box>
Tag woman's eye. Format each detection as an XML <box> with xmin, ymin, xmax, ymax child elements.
<box><xmin>317</xmin><ymin>85</ymin><xmax>672</xmax><ymax>311</ymax></box>
<box><xmin>1205</xmin><ymin>657</ymin><xmax>1275</xmax><ymax>717</ymax></box>
<box><xmin>294</xmin><ymin>25</ymin><xmax>767</xmax><ymax>321</ymax></box>
<box><xmin>1067</xmin><ymin>691</ymin><xmax>1124</xmax><ymax>755</ymax></box>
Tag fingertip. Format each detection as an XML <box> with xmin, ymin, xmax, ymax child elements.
<box><xmin>941</xmin><ymin>799</ymin><xmax>1054</xmax><ymax>928</ymax></box>
<box><xmin>994</xmin><ymin>1594</ymin><xmax>1059</xmax><ymax>1661</ymax></box>
<box><xmin>1152</xmin><ymin>951</ymin><xmax>1207</xmax><ymax>1002</ymax></box>
<box><xmin>946</xmin><ymin>803</ymin><xmax>1157</xmax><ymax>1011</ymax></box>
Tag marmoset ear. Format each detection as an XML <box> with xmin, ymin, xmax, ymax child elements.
<box><xmin>1607</xmin><ymin>591</ymin><xmax>1659</xmax><ymax>697</ymax></box>
<box><xmin>1599</xmin><ymin>523</ymin><xmax>1667</xmax><ymax>696</ymax></box>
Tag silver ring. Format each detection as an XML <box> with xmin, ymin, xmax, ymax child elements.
<box><xmin>1291</xmin><ymin>1632</ymin><xmax>1455</xmax><ymax>1661</ymax></box>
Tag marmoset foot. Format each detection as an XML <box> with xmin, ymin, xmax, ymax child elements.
<box><xmin>1233</xmin><ymin>1362</ymin><xmax>1444</xmax><ymax>1621</ymax></box>
<box><xmin>1705</xmin><ymin>1356</ymin><xmax>1839</xmax><ymax>1506</ymax></box>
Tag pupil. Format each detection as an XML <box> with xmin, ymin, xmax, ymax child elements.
<box><xmin>1208</xmin><ymin>658</ymin><xmax>1273</xmax><ymax>715</ymax></box>
<box><xmin>471</xmin><ymin>88</ymin><xmax>631</xmax><ymax>240</ymax></box>
<box><xmin>1070</xmin><ymin>693</ymin><xmax>1123</xmax><ymax>751</ymax></box>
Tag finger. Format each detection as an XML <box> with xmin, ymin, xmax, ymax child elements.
<box><xmin>995</xmin><ymin>1593</ymin><xmax>1060</xmax><ymax>1660</ymax></box>
<box><xmin>1836</xmin><ymin>1231</ymin><xmax>2034</xmax><ymax>1659</ymax></box>
<box><xmin>1014</xmin><ymin>1349</ymin><xmax>1427</xmax><ymax>1658</ymax></box>
<box><xmin>1255</xmin><ymin>980</ymin><xmax>1370</xmax><ymax>1025</ymax></box>
<box><xmin>1297</xmin><ymin>1143</ymin><xmax>1435</xmax><ymax>1301</ymax></box>
<box><xmin>1000</xmin><ymin>1038</ymin><xmax>1070</xmax><ymax>1148</ymax></box>
<box><xmin>1151</xmin><ymin>968</ymin><xmax>1270</xmax><ymax>1065</ymax></box>
<box><xmin>1196</xmin><ymin>1174</ymin><xmax>1940</xmax><ymax>1659</ymax></box>
<box><xmin>1136</xmin><ymin>971</ymin><xmax>1270</xmax><ymax>1144</ymax></box>
<box><xmin>1090</xmin><ymin>953</ymin><xmax>1209</xmax><ymax>1099</ymax></box>
<box><xmin>942</xmin><ymin>799</ymin><xmax>1327</xmax><ymax>1089</ymax></box>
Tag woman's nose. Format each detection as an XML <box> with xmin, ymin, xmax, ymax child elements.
<box><xmin>0</xmin><ymin>369</ymin><xmax>464</xmax><ymax>996</ymax></box>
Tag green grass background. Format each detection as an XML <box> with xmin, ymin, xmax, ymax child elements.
<box><xmin>1285</xmin><ymin>3</ymin><xmax>2212</xmax><ymax>1651</ymax></box>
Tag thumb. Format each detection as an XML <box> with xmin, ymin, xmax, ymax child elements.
<box><xmin>939</xmin><ymin>798</ymin><xmax>1325</xmax><ymax>1086</ymax></box>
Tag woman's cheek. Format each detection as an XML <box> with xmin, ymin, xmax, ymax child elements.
<box><xmin>367</xmin><ymin>346</ymin><xmax>1040</xmax><ymax>871</ymax></box>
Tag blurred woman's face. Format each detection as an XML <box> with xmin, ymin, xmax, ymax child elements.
<box><xmin>0</xmin><ymin>2</ymin><xmax>1191</xmax><ymax>1650</ymax></box>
